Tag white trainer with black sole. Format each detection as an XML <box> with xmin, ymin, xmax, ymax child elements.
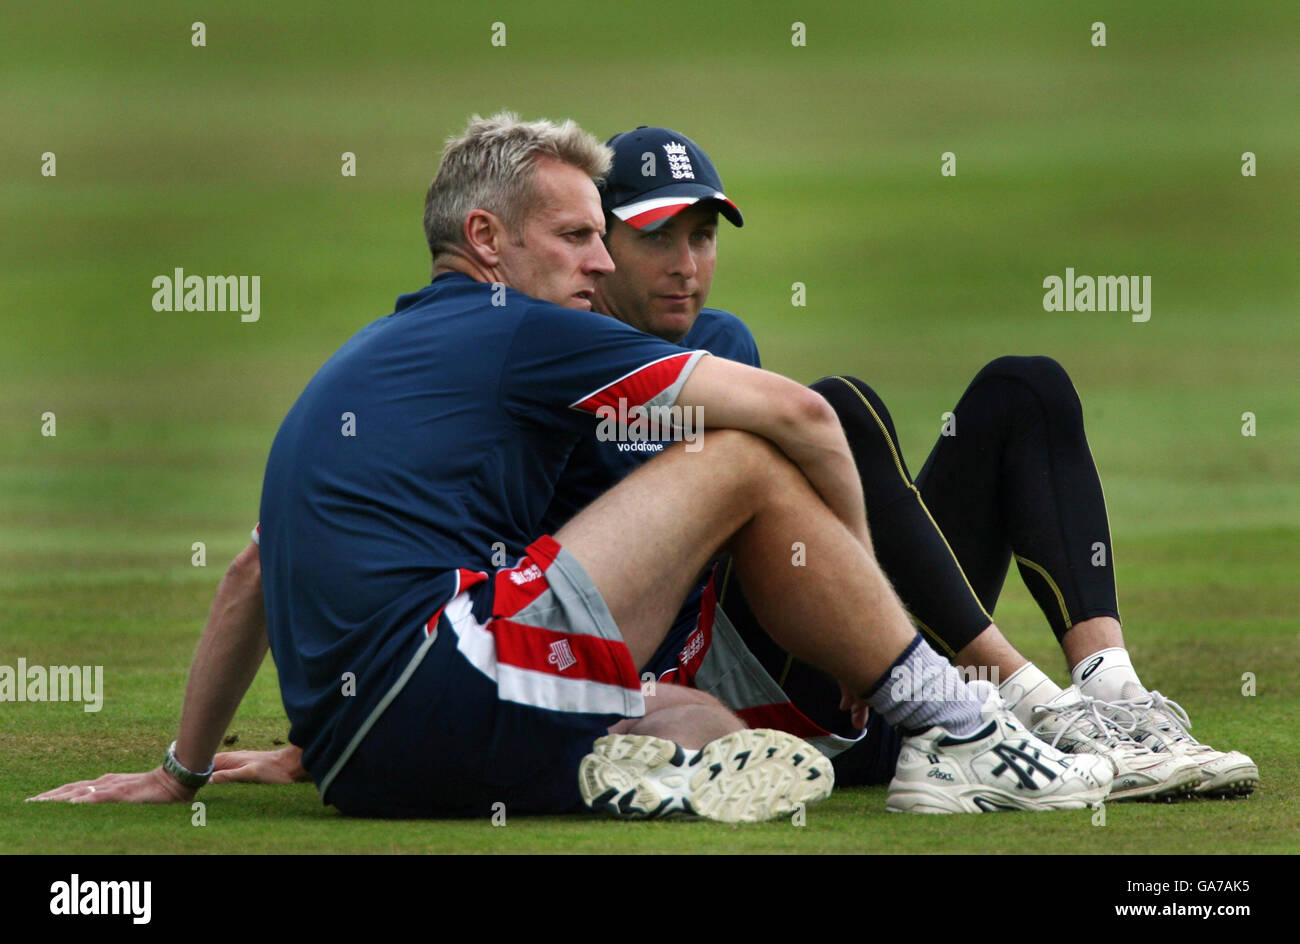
<box><xmin>1027</xmin><ymin>686</ymin><xmax>1201</xmax><ymax>802</ymax></box>
<box><xmin>1104</xmin><ymin>683</ymin><xmax>1259</xmax><ymax>798</ymax></box>
<box><xmin>579</xmin><ymin>728</ymin><xmax>833</xmax><ymax>824</ymax></box>
<box><xmin>887</xmin><ymin>682</ymin><xmax>1113</xmax><ymax>814</ymax></box>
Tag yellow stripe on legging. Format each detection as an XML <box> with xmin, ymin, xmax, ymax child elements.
<box><xmin>1013</xmin><ymin>553</ymin><xmax>1073</xmax><ymax>630</ymax></box>
<box><xmin>827</xmin><ymin>376</ymin><xmax>995</xmax><ymax>625</ymax></box>
<box><xmin>913</xmin><ymin>617</ymin><xmax>956</xmax><ymax>658</ymax></box>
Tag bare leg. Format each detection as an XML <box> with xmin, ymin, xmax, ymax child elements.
<box><xmin>956</xmin><ymin>623</ymin><xmax>1028</xmax><ymax>682</ymax></box>
<box><xmin>1061</xmin><ymin>616</ymin><xmax>1125</xmax><ymax>669</ymax></box>
<box><xmin>554</xmin><ymin>429</ymin><xmax>917</xmax><ymax>695</ymax></box>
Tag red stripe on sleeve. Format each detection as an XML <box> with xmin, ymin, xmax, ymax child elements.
<box><xmin>571</xmin><ymin>351</ymin><xmax>696</xmax><ymax>415</ymax></box>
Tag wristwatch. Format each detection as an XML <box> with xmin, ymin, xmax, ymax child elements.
<box><xmin>163</xmin><ymin>741</ymin><xmax>215</xmax><ymax>789</ymax></box>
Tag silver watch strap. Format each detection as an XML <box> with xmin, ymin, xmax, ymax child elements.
<box><xmin>164</xmin><ymin>740</ymin><xmax>215</xmax><ymax>789</ymax></box>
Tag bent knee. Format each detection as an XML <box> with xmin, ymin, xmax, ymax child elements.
<box><xmin>811</xmin><ymin>375</ymin><xmax>888</xmax><ymax>418</ymax></box>
<box><xmin>699</xmin><ymin>427</ymin><xmax>789</xmax><ymax>471</ymax></box>
<box><xmin>702</xmin><ymin>428</ymin><xmax>808</xmax><ymax>501</ymax></box>
<box><xmin>811</xmin><ymin>374</ymin><xmax>898</xmax><ymax>437</ymax></box>
<box><xmin>973</xmin><ymin>355</ymin><xmax>1082</xmax><ymax>421</ymax></box>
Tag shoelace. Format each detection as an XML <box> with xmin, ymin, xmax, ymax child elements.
<box><xmin>1101</xmin><ymin>690</ymin><xmax>1200</xmax><ymax>747</ymax></box>
<box><xmin>1032</xmin><ymin>696</ymin><xmax>1139</xmax><ymax>752</ymax></box>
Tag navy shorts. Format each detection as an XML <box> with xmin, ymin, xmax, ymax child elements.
<box><xmin>325</xmin><ymin>536</ymin><xmax>644</xmax><ymax>818</ymax></box>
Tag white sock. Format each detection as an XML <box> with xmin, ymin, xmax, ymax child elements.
<box><xmin>1072</xmin><ymin>646</ymin><xmax>1143</xmax><ymax>703</ymax></box>
<box><xmin>867</xmin><ymin>638</ymin><xmax>985</xmax><ymax>736</ymax></box>
<box><xmin>998</xmin><ymin>662</ymin><xmax>1062</xmax><ymax>727</ymax></box>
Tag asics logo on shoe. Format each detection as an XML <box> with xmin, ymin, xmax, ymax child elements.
<box><xmin>990</xmin><ymin>741</ymin><xmax>1060</xmax><ymax>790</ymax></box>
<box><xmin>1080</xmin><ymin>656</ymin><xmax>1104</xmax><ymax>681</ymax></box>
<box><xmin>927</xmin><ymin>768</ymin><xmax>955</xmax><ymax>782</ymax></box>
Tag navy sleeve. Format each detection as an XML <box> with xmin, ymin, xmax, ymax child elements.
<box><xmin>501</xmin><ymin>300</ymin><xmax>708</xmax><ymax>430</ymax></box>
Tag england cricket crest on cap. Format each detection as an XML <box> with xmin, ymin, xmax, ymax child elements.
<box><xmin>547</xmin><ymin>639</ymin><xmax>578</xmax><ymax>672</ymax></box>
<box><xmin>664</xmin><ymin>141</ymin><xmax>694</xmax><ymax>180</ymax></box>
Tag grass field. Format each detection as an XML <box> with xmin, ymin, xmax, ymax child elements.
<box><xmin>2</xmin><ymin>1</ymin><xmax>1297</xmax><ymax>853</ymax></box>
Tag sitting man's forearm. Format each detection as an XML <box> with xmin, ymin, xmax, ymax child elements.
<box><xmin>172</xmin><ymin>540</ymin><xmax>269</xmax><ymax>777</ymax></box>
<box><xmin>30</xmin><ymin>540</ymin><xmax>273</xmax><ymax>803</ymax></box>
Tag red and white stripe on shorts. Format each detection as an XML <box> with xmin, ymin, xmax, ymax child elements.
<box><xmin>439</xmin><ymin>536</ymin><xmax>645</xmax><ymax>719</ymax></box>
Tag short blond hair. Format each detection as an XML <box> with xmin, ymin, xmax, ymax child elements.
<box><xmin>423</xmin><ymin>112</ymin><xmax>612</xmax><ymax>258</ymax></box>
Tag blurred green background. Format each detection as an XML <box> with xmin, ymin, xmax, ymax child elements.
<box><xmin>1</xmin><ymin>0</ymin><xmax>1296</xmax><ymax>852</ymax></box>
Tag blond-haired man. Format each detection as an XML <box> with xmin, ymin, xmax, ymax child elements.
<box><xmin>34</xmin><ymin>114</ymin><xmax>1111</xmax><ymax>821</ymax></box>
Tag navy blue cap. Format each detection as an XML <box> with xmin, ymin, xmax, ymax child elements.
<box><xmin>600</xmin><ymin>126</ymin><xmax>743</xmax><ymax>231</ymax></box>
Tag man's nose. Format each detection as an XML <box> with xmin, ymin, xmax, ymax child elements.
<box><xmin>669</xmin><ymin>239</ymin><xmax>697</xmax><ymax>279</ymax></box>
<box><xmin>587</xmin><ymin>238</ymin><xmax>615</xmax><ymax>276</ymax></box>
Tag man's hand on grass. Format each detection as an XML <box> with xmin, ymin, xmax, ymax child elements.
<box><xmin>838</xmin><ymin>683</ymin><xmax>871</xmax><ymax>731</ymax></box>
<box><xmin>27</xmin><ymin>766</ymin><xmax>197</xmax><ymax>804</ymax></box>
<box><xmin>211</xmin><ymin>744</ymin><xmax>308</xmax><ymax>784</ymax></box>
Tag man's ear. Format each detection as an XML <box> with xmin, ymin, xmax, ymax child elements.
<box><xmin>462</xmin><ymin>209</ymin><xmax>506</xmax><ymax>268</ymax></box>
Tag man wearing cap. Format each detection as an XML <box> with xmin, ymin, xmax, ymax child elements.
<box><xmin>572</xmin><ymin>126</ymin><xmax>1256</xmax><ymax>799</ymax></box>
<box><xmin>34</xmin><ymin>113</ymin><xmax>1129</xmax><ymax>821</ymax></box>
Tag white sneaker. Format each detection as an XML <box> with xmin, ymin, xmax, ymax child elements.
<box><xmin>579</xmin><ymin>729</ymin><xmax>834</xmax><ymax>824</ymax></box>
<box><xmin>887</xmin><ymin>682</ymin><xmax>1112</xmax><ymax>813</ymax></box>
<box><xmin>1104</xmin><ymin>683</ymin><xmax>1259</xmax><ymax>798</ymax></box>
<box><xmin>1028</xmin><ymin>686</ymin><xmax>1201</xmax><ymax>802</ymax></box>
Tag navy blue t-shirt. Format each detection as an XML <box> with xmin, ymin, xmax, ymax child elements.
<box><xmin>540</xmin><ymin>307</ymin><xmax>761</xmax><ymax>666</ymax></box>
<box><xmin>258</xmin><ymin>273</ymin><xmax>707</xmax><ymax>783</ymax></box>
<box><xmin>540</xmin><ymin>308</ymin><xmax>761</xmax><ymax>531</ymax></box>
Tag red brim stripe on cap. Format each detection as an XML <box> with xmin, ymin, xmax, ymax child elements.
<box><xmin>623</xmin><ymin>201</ymin><xmax>696</xmax><ymax>229</ymax></box>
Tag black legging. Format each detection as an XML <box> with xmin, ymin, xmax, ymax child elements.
<box><xmin>816</xmin><ymin>355</ymin><xmax>1121</xmax><ymax>650</ymax></box>
<box><xmin>719</xmin><ymin>356</ymin><xmax>1122</xmax><ymax>782</ymax></box>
